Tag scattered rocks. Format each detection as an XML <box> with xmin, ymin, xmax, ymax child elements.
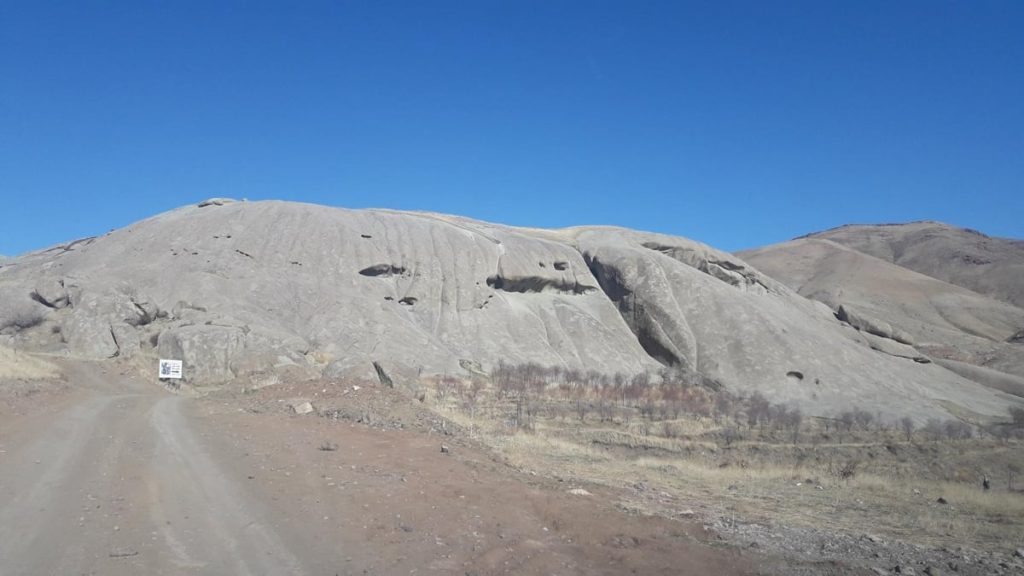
<box><xmin>936</xmin><ymin>497</ymin><xmax>948</xmax><ymax>504</ymax></box>
<box><xmin>291</xmin><ymin>401</ymin><xmax>314</xmax><ymax>415</ymax></box>
<box><xmin>568</xmin><ymin>488</ymin><xmax>592</xmax><ymax>496</ymax></box>
<box><xmin>440</xmin><ymin>444</ymin><xmax>450</xmax><ymax>454</ymax></box>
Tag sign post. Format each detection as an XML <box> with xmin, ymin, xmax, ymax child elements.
<box><xmin>158</xmin><ymin>359</ymin><xmax>183</xmax><ymax>380</ymax></box>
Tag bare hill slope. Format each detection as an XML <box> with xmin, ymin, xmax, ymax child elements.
<box><xmin>1</xmin><ymin>200</ymin><xmax>1018</xmax><ymax>420</ymax></box>
<box><xmin>803</xmin><ymin>221</ymin><xmax>1024</xmax><ymax>309</ymax></box>
<box><xmin>739</xmin><ymin>233</ymin><xmax>1024</xmax><ymax>398</ymax></box>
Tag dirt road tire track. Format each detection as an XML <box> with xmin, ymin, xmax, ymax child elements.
<box><xmin>0</xmin><ymin>387</ymin><xmax>306</xmax><ymax>576</ymax></box>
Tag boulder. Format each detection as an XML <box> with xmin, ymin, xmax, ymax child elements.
<box><xmin>31</xmin><ymin>278</ymin><xmax>70</xmax><ymax>309</ymax></box>
<box><xmin>61</xmin><ymin>314</ymin><xmax>118</xmax><ymax>359</ymax></box>
<box><xmin>110</xmin><ymin>323</ymin><xmax>141</xmax><ymax>358</ymax></box>
<box><xmin>156</xmin><ymin>324</ymin><xmax>246</xmax><ymax>384</ymax></box>
<box><xmin>837</xmin><ymin>304</ymin><xmax>914</xmax><ymax>345</ymax></box>
<box><xmin>861</xmin><ymin>333</ymin><xmax>930</xmax><ymax>363</ymax></box>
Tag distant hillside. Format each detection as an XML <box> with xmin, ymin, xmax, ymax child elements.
<box><xmin>801</xmin><ymin>221</ymin><xmax>1024</xmax><ymax>309</ymax></box>
<box><xmin>740</xmin><ymin>223</ymin><xmax>1024</xmax><ymax>400</ymax></box>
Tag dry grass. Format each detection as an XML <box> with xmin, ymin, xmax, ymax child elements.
<box><xmin>0</xmin><ymin>346</ymin><xmax>61</xmax><ymax>380</ymax></box>
<box><xmin>425</xmin><ymin>390</ymin><xmax>1024</xmax><ymax>554</ymax></box>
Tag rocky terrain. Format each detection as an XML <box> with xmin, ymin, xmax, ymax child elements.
<box><xmin>1</xmin><ymin>200</ymin><xmax>1020</xmax><ymax>422</ymax></box>
<box><xmin>3</xmin><ymin>206</ymin><xmax>1023</xmax><ymax>575</ymax></box>
<box><xmin>799</xmin><ymin>221</ymin><xmax>1024</xmax><ymax>309</ymax></box>
<box><xmin>740</xmin><ymin>222</ymin><xmax>1024</xmax><ymax>400</ymax></box>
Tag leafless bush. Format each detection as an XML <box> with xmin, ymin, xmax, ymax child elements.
<box><xmin>836</xmin><ymin>459</ymin><xmax>859</xmax><ymax>482</ymax></box>
<box><xmin>575</xmin><ymin>398</ymin><xmax>590</xmax><ymax>422</ymax></box>
<box><xmin>780</xmin><ymin>406</ymin><xmax>802</xmax><ymax>444</ymax></box>
<box><xmin>436</xmin><ymin>374</ymin><xmax>460</xmax><ymax>403</ymax></box>
<box><xmin>923</xmin><ymin>418</ymin><xmax>945</xmax><ymax>441</ymax></box>
<box><xmin>900</xmin><ymin>416</ymin><xmax>915</xmax><ymax>442</ymax></box>
<box><xmin>747</xmin><ymin>392</ymin><xmax>771</xmax><ymax>429</ymax></box>
<box><xmin>720</xmin><ymin>426</ymin><xmax>740</xmax><ymax>447</ymax></box>
<box><xmin>463</xmin><ymin>376</ymin><xmax>484</xmax><ymax>418</ymax></box>
<box><xmin>943</xmin><ymin>420</ymin><xmax>973</xmax><ymax>441</ymax></box>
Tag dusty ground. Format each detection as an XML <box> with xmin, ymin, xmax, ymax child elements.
<box><xmin>0</xmin><ymin>361</ymin><xmax>765</xmax><ymax>576</ymax></box>
<box><xmin>6</xmin><ymin>358</ymin><xmax>1020</xmax><ymax>575</ymax></box>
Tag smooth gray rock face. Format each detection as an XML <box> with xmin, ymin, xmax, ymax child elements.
<box><xmin>0</xmin><ymin>201</ymin><xmax>1020</xmax><ymax>420</ymax></box>
<box><xmin>157</xmin><ymin>325</ymin><xmax>246</xmax><ymax>383</ymax></box>
<box><xmin>110</xmin><ymin>323</ymin><xmax>141</xmax><ymax>358</ymax></box>
<box><xmin>836</xmin><ymin>304</ymin><xmax>914</xmax><ymax>346</ymax></box>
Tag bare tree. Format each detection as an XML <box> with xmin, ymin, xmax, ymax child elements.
<box><xmin>436</xmin><ymin>374</ymin><xmax>460</xmax><ymax>404</ymax></box>
<box><xmin>463</xmin><ymin>376</ymin><xmax>484</xmax><ymax>421</ymax></box>
<box><xmin>747</xmin><ymin>392</ymin><xmax>771</xmax><ymax>431</ymax></box>
<box><xmin>900</xmin><ymin>416</ymin><xmax>915</xmax><ymax>442</ymax></box>
<box><xmin>786</xmin><ymin>407</ymin><xmax>803</xmax><ymax>444</ymax></box>
<box><xmin>922</xmin><ymin>418</ymin><xmax>945</xmax><ymax>441</ymax></box>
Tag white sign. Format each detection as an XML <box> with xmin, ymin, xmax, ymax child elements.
<box><xmin>158</xmin><ymin>359</ymin><xmax>183</xmax><ymax>379</ymax></box>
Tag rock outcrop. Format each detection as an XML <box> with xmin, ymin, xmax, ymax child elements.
<box><xmin>0</xmin><ymin>201</ymin><xmax>1020</xmax><ymax>420</ymax></box>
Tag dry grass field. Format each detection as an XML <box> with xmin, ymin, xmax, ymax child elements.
<box><xmin>422</xmin><ymin>365</ymin><xmax>1024</xmax><ymax>572</ymax></box>
<box><xmin>0</xmin><ymin>346</ymin><xmax>61</xmax><ymax>381</ymax></box>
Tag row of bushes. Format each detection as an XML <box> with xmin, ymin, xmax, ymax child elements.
<box><xmin>428</xmin><ymin>362</ymin><xmax>1023</xmax><ymax>445</ymax></box>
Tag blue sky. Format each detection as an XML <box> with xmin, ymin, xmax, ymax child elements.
<box><xmin>2</xmin><ymin>1</ymin><xmax>1022</xmax><ymax>256</ymax></box>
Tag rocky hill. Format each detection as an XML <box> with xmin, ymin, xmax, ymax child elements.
<box><xmin>1</xmin><ymin>200</ymin><xmax>1019</xmax><ymax>420</ymax></box>
<box><xmin>740</xmin><ymin>224</ymin><xmax>1024</xmax><ymax>401</ymax></box>
<box><xmin>799</xmin><ymin>221</ymin><xmax>1024</xmax><ymax>309</ymax></box>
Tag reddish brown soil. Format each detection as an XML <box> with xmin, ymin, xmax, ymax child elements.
<box><xmin>195</xmin><ymin>394</ymin><xmax>760</xmax><ymax>576</ymax></box>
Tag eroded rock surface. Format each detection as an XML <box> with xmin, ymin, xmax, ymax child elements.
<box><xmin>0</xmin><ymin>201</ymin><xmax>1019</xmax><ymax>419</ymax></box>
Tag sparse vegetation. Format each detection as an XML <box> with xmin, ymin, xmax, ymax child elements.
<box><xmin>0</xmin><ymin>346</ymin><xmax>62</xmax><ymax>381</ymax></box>
<box><xmin>421</xmin><ymin>362</ymin><xmax>1024</xmax><ymax>557</ymax></box>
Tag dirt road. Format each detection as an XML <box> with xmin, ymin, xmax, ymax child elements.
<box><xmin>0</xmin><ymin>370</ymin><xmax>306</xmax><ymax>575</ymax></box>
<box><xmin>0</xmin><ymin>364</ymin><xmax>759</xmax><ymax>576</ymax></box>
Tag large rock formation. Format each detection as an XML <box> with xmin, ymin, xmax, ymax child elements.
<box><xmin>0</xmin><ymin>200</ymin><xmax>1019</xmax><ymax>421</ymax></box>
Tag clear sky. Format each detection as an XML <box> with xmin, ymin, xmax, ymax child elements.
<box><xmin>2</xmin><ymin>1</ymin><xmax>1022</xmax><ymax>256</ymax></box>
